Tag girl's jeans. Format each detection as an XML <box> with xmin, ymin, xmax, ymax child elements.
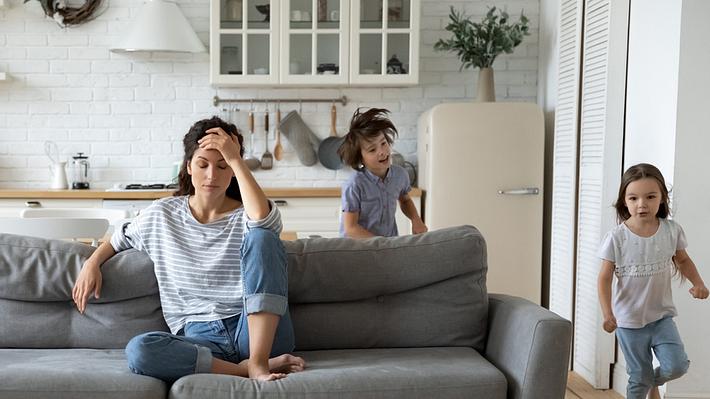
<box><xmin>124</xmin><ymin>228</ymin><xmax>295</xmax><ymax>382</ymax></box>
<box><xmin>616</xmin><ymin>316</ymin><xmax>689</xmax><ymax>399</ymax></box>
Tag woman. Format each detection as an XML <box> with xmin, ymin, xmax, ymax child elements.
<box><xmin>72</xmin><ymin>116</ymin><xmax>305</xmax><ymax>382</ymax></box>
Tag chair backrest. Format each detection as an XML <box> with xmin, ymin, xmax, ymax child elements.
<box><xmin>0</xmin><ymin>217</ymin><xmax>110</xmax><ymax>246</ymax></box>
<box><xmin>21</xmin><ymin>208</ymin><xmax>130</xmax><ymax>222</ymax></box>
<box><xmin>21</xmin><ymin>208</ymin><xmax>132</xmax><ymax>242</ymax></box>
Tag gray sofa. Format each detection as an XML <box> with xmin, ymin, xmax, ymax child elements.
<box><xmin>0</xmin><ymin>225</ymin><xmax>571</xmax><ymax>399</ymax></box>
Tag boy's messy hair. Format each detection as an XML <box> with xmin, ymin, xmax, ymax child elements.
<box><xmin>614</xmin><ymin>163</ymin><xmax>670</xmax><ymax>223</ymax></box>
<box><xmin>337</xmin><ymin>107</ymin><xmax>398</xmax><ymax>170</ymax></box>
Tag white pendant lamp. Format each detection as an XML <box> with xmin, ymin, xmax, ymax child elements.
<box><xmin>111</xmin><ymin>0</ymin><xmax>207</xmax><ymax>53</ymax></box>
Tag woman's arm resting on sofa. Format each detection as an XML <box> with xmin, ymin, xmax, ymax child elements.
<box><xmin>72</xmin><ymin>241</ymin><xmax>116</xmax><ymax>314</ymax></box>
<box><xmin>485</xmin><ymin>294</ymin><xmax>572</xmax><ymax>399</ymax></box>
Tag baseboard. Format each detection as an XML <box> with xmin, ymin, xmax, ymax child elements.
<box><xmin>664</xmin><ymin>394</ymin><xmax>710</xmax><ymax>399</ymax></box>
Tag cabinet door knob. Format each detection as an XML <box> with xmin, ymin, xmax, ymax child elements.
<box><xmin>274</xmin><ymin>200</ymin><xmax>288</xmax><ymax>206</ymax></box>
<box><xmin>25</xmin><ymin>201</ymin><xmax>41</xmax><ymax>208</ymax></box>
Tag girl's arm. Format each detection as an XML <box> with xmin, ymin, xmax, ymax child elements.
<box><xmin>202</xmin><ymin>128</ymin><xmax>270</xmax><ymax>220</ymax></box>
<box><xmin>597</xmin><ymin>260</ymin><xmax>617</xmax><ymax>332</ymax></box>
<box><xmin>398</xmin><ymin>194</ymin><xmax>427</xmax><ymax>234</ymax></box>
<box><xmin>72</xmin><ymin>240</ymin><xmax>117</xmax><ymax>314</ymax></box>
<box><xmin>674</xmin><ymin>249</ymin><xmax>709</xmax><ymax>299</ymax></box>
<box><xmin>342</xmin><ymin>211</ymin><xmax>375</xmax><ymax>238</ymax></box>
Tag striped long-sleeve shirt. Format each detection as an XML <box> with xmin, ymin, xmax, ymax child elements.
<box><xmin>110</xmin><ymin>195</ymin><xmax>282</xmax><ymax>334</ymax></box>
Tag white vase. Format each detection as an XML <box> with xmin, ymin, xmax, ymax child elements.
<box><xmin>476</xmin><ymin>67</ymin><xmax>495</xmax><ymax>102</ymax></box>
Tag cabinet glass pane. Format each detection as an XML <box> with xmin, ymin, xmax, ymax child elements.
<box><xmin>290</xmin><ymin>0</ymin><xmax>313</xmax><ymax>29</ymax></box>
<box><xmin>317</xmin><ymin>0</ymin><xmax>340</xmax><ymax>29</ymax></box>
<box><xmin>247</xmin><ymin>34</ymin><xmax>269</xmax><ymax>75</ymax></box>
<box><xmin>289</xmin><ymin>34</ymin><xmax>312</xmax><ymax>75</ymax></box>
<box><xmin>221</xmin><ymin>0</ymin><xmax>243</xmax><ymax>28</ymax></box>
<box><xmin>316</xmin><ymin>34</ymin><xmax>339</xmax><ymax>75</ymax></box>
<box><xmin>360</xmin><ymin>0</ymin><xmax>383</xmax><ymax>28</ymax></box>
<box><xmin>387</xmin><ymin>0</ymin><xmax>410</xmax><ymax>28</ymax></box>
<box><xmin>220</xmin><ymin>34</ymin><xmax>243</xmax><ymax>75</ymax></box>
<box><xmin>359</xmin><ymin>34</ymin><xmax>382</xmax><ymax>74</ymax></box>
<box><xmin>247</xmin><ymin>0</ymin><xmax>270</xmax><ymax>29</ymax></box>
<box><xmin>386</xmin><ymin>34</ymin><xmax>409</xmax><ymax>75</ymax></box>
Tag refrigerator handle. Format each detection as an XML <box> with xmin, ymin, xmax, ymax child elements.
<box><xmin>497</xmin><ymin>187</ymin><xmax>540</xmax><ymax>195</ymax></box>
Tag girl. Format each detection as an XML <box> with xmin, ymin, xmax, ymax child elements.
<box><xmin>597</xmin><ymin>163</ymin><xmax>708</xmax><ymax>399</ymax></box>
<box><xmin>72</xmin><ymin>116</ymin><xmax>305</xmax><ymax>382</ymax></box>
<box><xmin>337</xmin><ymin>107</ymin><xmax>427</xmax><ymax>238</ymax></box>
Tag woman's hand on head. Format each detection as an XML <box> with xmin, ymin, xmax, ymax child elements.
<box><xmin>200</xmin><ymin>128</ymin><xmax>242</xmax><ymax>164</ymax></box>
<box><xmin>72</xmin><ymin>261</ymin><xmax>103</xmax><ymax>314</ymax></box>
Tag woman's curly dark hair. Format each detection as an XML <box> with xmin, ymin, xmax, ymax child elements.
<box><xmin>173</xmin><ymin>116</ymin><xmax>245</xmax><ymax>201</ymax></box>
<box><xmin>337</xmin><ymin>108</ymin><xmax>398</xmax><ymax>170</ymax></box>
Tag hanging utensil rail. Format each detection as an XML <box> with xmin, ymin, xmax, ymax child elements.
<box><xmin>213</xmin><ymin>95</ymin><xmax>347</xmax><ymax>107</ymax></box>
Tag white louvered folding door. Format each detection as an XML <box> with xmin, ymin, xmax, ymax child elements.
<box><xmin>550</xmin><ymin>0</ymin><xmax>630</xmax><ymax>389</ymax></box>
<box><xmin>571</xmin><ymin>0</ymin><xmax>628</xmax><ymax>388</ymax></box>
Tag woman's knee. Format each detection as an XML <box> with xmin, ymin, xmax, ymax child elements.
<box><xmin>242</xmin><ymin>228</ymin><xmax>287</xmax><ymax>273</ymax></box>
<box><xmin>125</xmin><ymin>332</ymin><xmax>173</xmax><ymax>374</ymax></box>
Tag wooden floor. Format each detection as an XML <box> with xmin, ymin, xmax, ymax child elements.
<box><xmin>566</xmin><ymin>372</ymin><xmax>624</xmax><ymax>399</ymax></box>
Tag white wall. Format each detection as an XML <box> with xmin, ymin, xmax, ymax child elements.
<box><xmin>0</xmin><ymin>0</ymin><xmax>540</xmax><ymax>189</ymax></box>
<box><xmin>623</xmin><ymin>0</ymin><xmax>680</xmax><ymax>183</ymax></box>
<box><xmin>537</xmin><ymin>0</ymin><xmax>558</xmax><ymax>308</ymax></box>
<box><xmin>622</xmin><ymin>0</ymin><xmax>710</xmax><ymax>397</ymax></box>
<box><xmin>666</xmin><ymin>1</ymin><xmax>710</xmax><ymax>397</ymax></box>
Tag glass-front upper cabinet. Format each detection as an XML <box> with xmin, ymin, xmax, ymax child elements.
<box><xmin>280</xmin><ymin>0</ymin><xmax>350</xmax><ymax>85</ymax></box>
<box><xmin>350</xmin><ymin>0</ymin><xmax>419</xmax><ymax>85</ymax></box>
<box><xmin>210</xmin><ymin>0</ymin><xmax>280</xmax><ymax>85</ymax></box>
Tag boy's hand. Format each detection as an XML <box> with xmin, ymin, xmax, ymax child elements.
<box><xmin>690</xmin><ymin>284</ymin><xmax>709</xmax><ymax>299</ymax></box>
<box><xmin>602</xmin><ymin>315</ymin><xmax>617</xmax><ymax>333</ymax></box>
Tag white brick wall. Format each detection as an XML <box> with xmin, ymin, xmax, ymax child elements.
<box><xmin>0</xmin><ymin>0</ymin><xmax>539</xmax><ymax>189</ymax></box>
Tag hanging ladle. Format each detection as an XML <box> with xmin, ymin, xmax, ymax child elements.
<box><xmin>273</xmin><ymin>102</ymin><xmax>283</xmax><ymax>161</ymax></box>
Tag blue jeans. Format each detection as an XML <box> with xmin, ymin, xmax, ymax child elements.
<box><xmin>616</xmin><ymin>316</ymin><xmax>689</xmax><ymax>399</ymax></box>
<box><xmin>125</xmin><ymin>228</ymin><xmax>295</xmax><ymax>382</ymax></box>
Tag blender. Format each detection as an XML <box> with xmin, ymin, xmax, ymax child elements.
<box><xmin>70</xmin><ymin>152</ymin><xmax>90</xmax><ymax>189</ymax></box>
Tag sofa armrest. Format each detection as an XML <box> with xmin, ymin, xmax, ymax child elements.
<box><xmin>484</xmin><ymin>294</ymin><xmax>572</xmax><ymax>399</ymax></box>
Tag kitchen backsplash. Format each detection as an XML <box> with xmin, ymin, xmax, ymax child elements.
<box><xmin>0</xmin><ymin>0</ymin><xmax>539</xmax><ymax>189</ymax></box>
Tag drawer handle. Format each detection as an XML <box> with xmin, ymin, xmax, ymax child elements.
<box><xmin>274</xmin><ymin>200</ymin><xmax>288</xmax><ymax>206</ymax></box>
<box><xmin>25</xmin><ymin>201</ymin><xmax>41</xmax><ymax>208</ymax></box>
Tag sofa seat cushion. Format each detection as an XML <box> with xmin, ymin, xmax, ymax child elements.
<box><xmin>170</xmin><ymin>347</ymin><xmax>506</xmax><ymax>399</ymax></box>
<box><xmin>0</xmin><ymin>349</ymin><xmax>166</xmax><ymax>399</ymax></box>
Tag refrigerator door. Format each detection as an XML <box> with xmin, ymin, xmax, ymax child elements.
<box><xmin>418</xmin><ymin>103</ymin><xmax>544</xmax><ymax>304</ymax></box>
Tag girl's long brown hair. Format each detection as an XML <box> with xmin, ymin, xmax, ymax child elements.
<box><xmin>614</xmin><ymin>163</ymin><xmax>670</xmax><ymax>223</ymax></box>
<box><xmin>173</xmin><ymin>116</ymin><xmax>244</xmax><ymax>201</ymax></box>
<box><xmin>337</xmin><ymin>108</ymin><xmax>398</xmax><ymax>170</ymax></box>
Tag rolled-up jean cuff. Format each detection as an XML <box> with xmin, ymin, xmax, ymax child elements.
<box><xmin>244</xmin><ymin>293</ymin><xmax>288</xmax><ymax>316</ymax></box>
<box><xmin>194</xmin><ymin>345</ymin><xmax>213</xmax><ymax>374</ymax></box>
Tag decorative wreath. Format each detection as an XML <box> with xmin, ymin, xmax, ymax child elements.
<box><xmin>25</xmin><ymin>0</ymin><xmax>105</xmax><ymax>27</ymax></box>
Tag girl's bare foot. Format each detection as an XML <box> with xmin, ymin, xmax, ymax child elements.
<box><xmin>648</xmin><ymin>386</ymin><xmax>661</xmax><ymax>399</ymax></box>
<box><xmin>253</xmin><ymin>372</ymin><xmax>287</xmax><ymax>381</ymax></box>
<box><xmin>269</xmin><ymin>354</ymin><xmax>306</xmax><ymax>374</ymax></box>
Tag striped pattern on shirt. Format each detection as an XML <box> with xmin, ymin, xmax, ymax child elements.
<box><xmin>110</xmin><ymin>195</ymin><xmax>282</xmax><ymax>334</ymax></box>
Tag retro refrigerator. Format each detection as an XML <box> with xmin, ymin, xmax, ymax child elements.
<box><xmin>417</xmin><ymin>103</ymin><xmax>544</xmax><ymax>304</ymax></box>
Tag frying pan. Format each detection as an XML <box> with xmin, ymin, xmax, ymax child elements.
<box><xmin>317</xmin><ymin>104</ymin><xmax>344</xmax><ymax>170</ymax></box>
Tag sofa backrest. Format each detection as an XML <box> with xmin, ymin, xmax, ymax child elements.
<box><xmin>0</xmin><ymin>234</ymin><xmax>168</xmax><ymax>349</ymax></box>
<box><xmin>284</xmin><ymin>225</ymin><xmax>489</xmax><ymax>352</ymax></box>
<box><xmin>0</xmin><ymin>224</ymin><xmax>488</xmax><ymax>352</ymax></box>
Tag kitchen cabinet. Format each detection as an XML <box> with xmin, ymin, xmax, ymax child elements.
<box><xmin>210</xmin><ymin>0</ymin><xmax>419</xmax><ymax>86</ymax></box>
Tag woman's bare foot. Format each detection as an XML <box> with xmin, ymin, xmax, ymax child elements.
<box><xmin>648</xmin><ymin>386</ymin><xmax>661</xmax><ymax>399</ymax></box>
<box><xmin>269</xmin><ymin>354</ymin><xmax>306</xmax><ymax>374</ymax></box>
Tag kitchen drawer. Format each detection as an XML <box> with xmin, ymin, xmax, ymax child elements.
<box><xmin>102</xmin><ymin>200</ymin><xmax>157</xmax><ymax>217</ymax></box>
<box><xmin>0</xmin><ymin>199</ymin><xmax>103</xmax><ymax>209</ymax></box>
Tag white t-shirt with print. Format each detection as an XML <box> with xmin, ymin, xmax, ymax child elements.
<box><xmin>597</xmin><ymin>218</ymin><xmax>687</xmax><ymax>329</ymax></box>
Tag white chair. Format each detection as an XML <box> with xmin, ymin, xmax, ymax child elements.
<box><xmin>14</xmin><ymin>208</ymin><xmax>132</xmax><ymax>246</ymax></box>
<box><xmin>0</xmin><ymin>217</ymin><xmax>110</xmax><ymax>246</ymax></box>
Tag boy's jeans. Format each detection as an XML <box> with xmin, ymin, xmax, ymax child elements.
<box><xmin>616</xmin><ymin>316</ymin><xmax>689</xmax><ymax>399</ymax></box>
<box><xmin>125</xmin><ymin>228</ymin><xmax>294</xmax><ymax>382</ymax></box>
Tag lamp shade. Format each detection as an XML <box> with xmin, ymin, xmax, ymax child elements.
<box><xmin>111</xmin><ymin>0</ymin><xmax>207</xmax><ymax>53</ymax></box>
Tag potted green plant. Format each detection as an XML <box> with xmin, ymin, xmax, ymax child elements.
<box><xmin>434</xmin><ymin>6</ymin><xmax>530</xmax><ymax>102</ymax></box>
